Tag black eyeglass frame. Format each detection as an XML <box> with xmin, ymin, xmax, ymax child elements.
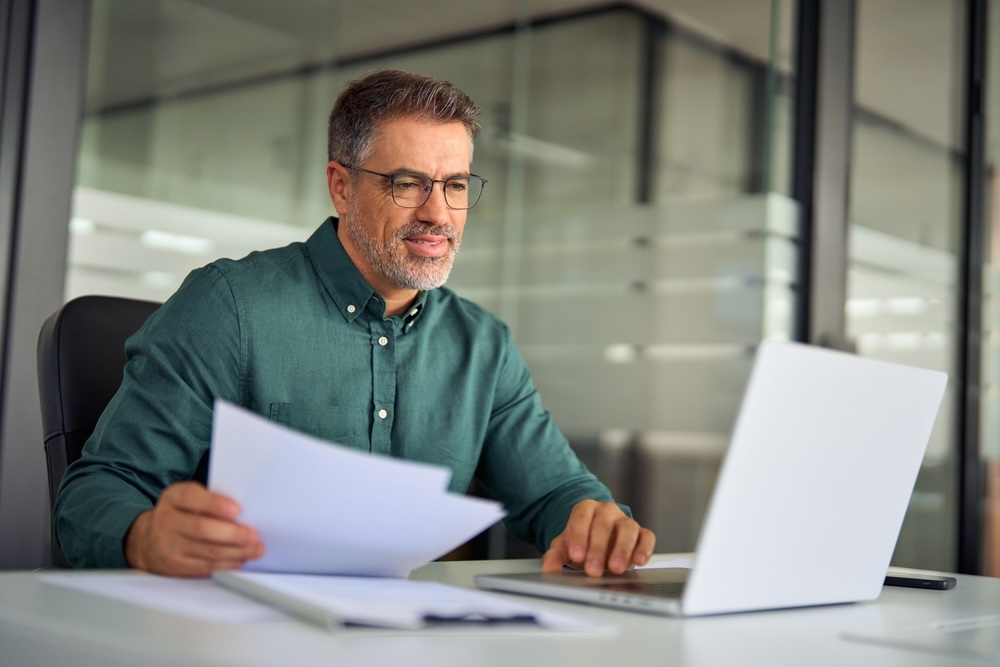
<box><xmin>341</xmin><ymin>163</ymin><xmax>487</xmax><ymax>210</ymax></box>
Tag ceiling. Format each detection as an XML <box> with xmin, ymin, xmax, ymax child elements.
<box><xmin>85</xmin><ymin>0</ymin><xmax>969</xmax><ymax>151</ymax></box>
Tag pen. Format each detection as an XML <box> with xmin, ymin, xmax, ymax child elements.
<box><xmin>422</xmin><ymin>613</ymin><xmax>539</xmax><ymax>626</ymax></box>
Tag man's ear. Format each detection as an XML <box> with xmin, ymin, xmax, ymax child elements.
<box><xmin>327</xmin><ymin>161</ymin><xmax>351</xmax><ymax>215</ymax></box>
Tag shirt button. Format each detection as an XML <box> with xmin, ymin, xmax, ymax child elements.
<box><xmin>378</xmin><ymin>409</ymin><xmax>388</xmax><ymax>419</ymax></box>
<box><xmin>378</xmin><ymin>336</ymin><xmax>388</xmax><ymax>346</ymax></box>
<box><xmin>347</xmin><ymin>305</ymin><xmax>356</xmax><ymax>314</ymax></box>
<box><xmin>409</xmin><ymin>307</ymin><xmax>419</xmax><ymax>317</ymax></box>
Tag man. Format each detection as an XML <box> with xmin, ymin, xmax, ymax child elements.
<box><xmin>54</xmin><ymin>69</ymin><xmax>655</xmax><ymax>577</ymax></box>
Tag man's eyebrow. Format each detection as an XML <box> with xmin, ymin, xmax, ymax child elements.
<box><xmin>392</xmin><ymin>166</ymin><xmax>472</xmax><ymax>180</ymax></box>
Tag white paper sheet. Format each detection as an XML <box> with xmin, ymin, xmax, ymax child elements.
<box><xmin>39</xmin><ymin>571</ymin><xmax>609</xmax><ymax>634</ymax></box>
<box><xmin>207</xmin><ymin>400</ymin><xmax>506</xmax><ymax>577</ymax></box>
<box><xmin>39</xmin><ymin>572</ymin><xmax>287</xmax><ymax>623</ymax></box>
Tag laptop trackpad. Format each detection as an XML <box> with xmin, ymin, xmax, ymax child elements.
<box><xmin>557</xmin><ymin>567</ymin><xmax>691</xmax><ymax>598</ymax></box>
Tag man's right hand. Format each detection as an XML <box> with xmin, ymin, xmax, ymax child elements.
<box><xmin>124</xmin><ymin>481</ymin><xmax>264</xmax><ymax>576</ymax></box>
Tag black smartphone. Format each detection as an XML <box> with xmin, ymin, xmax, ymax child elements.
<box><xmin>884</xmin><ymin>571</ymin><xmax>957</xmax><ymax>590</ymax></box>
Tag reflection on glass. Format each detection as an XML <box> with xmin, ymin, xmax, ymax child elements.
<box><xmin>848</xmin><ymin>0</ymin><xmax>965</xmax><ymax>571</ymax></box>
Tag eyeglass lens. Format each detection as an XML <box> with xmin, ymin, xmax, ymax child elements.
<box><xmin>392</xmin><ymin>174</ymin><xmax>485</xmax><ymax>209</ymax></box>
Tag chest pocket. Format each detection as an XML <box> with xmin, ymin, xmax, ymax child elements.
<box><xmin>268</xmin><ymin>403</ymin><xmax>370</xmax><ymax>451</ymax></box>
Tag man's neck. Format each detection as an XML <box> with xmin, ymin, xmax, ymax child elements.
<box><xmin>381</xmin><ymin>291</ymin><xmax>419</xmax><ymax>318</ymax></box>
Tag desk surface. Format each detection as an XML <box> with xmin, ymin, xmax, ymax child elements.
<box><xmin>2</xmin><ymin>556</ymin><xmax>997</xmax><ymax>667</ymax></box>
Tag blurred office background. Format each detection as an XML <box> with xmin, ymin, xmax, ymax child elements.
<box><xmin>2</xmin><ymin>0</ymin><xmax>999</xmax><ymax>575</ymax></box>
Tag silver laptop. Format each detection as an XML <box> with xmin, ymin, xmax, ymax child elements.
<box><xmin>476</xmin><ymin>341</ymin><xmax>948</xmax><ymax>617</ymax></box>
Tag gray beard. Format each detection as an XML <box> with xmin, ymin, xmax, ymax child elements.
<box><xmin>345</xmin><ymin>199</ymin><xmax>461</xmax><ymax>291</ymax></box>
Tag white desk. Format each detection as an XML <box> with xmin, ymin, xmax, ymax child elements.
<box><xmin>1</xmin><ymin>556</ymin><xmax>996</xmax><ymax>666</ymax></box>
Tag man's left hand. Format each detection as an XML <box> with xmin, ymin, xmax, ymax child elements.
<box><xmin>540</xmin><ymin>500</ymin><xmax>656</xmax><ymax>577</ymax></box>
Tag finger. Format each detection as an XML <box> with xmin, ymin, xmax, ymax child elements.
<box><xmin>147</xmin><ymin>518</ymin><xmax>264</xmax><ymax>577</ymax></box>
<box><xmin>541</xmin><ymin>535</ymin><xmax>570</xmax><ymax>573</ymax></box>
<box><xmin>560</xmin><ymin>500</ymin><xmax>599</xmax><ymax>565</ymax></box>
<box><xmin>582</xmin><ymin>504</ymin><xmax>624</xmax><ymax>576</ymax></box>
<box><xmin>162</xmin><ymin>482</ymin><xmax>242</xmax><ymax>521</ymax></box>
<box><xmin>174</xmin><ymin>516</ymin><xmax>262</xmax><ymax>560</ymax></box>
<box><xmin>160</xmin><ymin>483</ymin><xmax>261</xmax><ymax>551</ymax></box>
<box><xmin>631</xmin><ymin>527</ymin><xmax>656</xmax><ymax>567</ymax></box>
<box><xmin>605</xmin><ymin>518</ymin><xmax>641</xmax><ymax>574</ymax></box>
<box><xmin>179</xmin><ymin>533</ymin><xmax>265</xmax><ymax>569</ymax></box>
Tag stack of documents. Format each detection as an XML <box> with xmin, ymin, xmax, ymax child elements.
<box><xmin>212</xmin><ymin>571</ymin><xmax>606</xmax><ymax>631</ymax></box>
<box><xmin>205</xmin><ymin>402</ymin><xmax>603</xmax><ymax>632</ymax></box>
<box><xmin>207</xmin><ymin>400</ymin><xmax>506</xmax><ymax>578</ymax></box>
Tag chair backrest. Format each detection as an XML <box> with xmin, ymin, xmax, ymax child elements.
<box><xmin>36</xmin><ymin>295</ymin><xmax>160</xmax><ymax>567</ymax></box>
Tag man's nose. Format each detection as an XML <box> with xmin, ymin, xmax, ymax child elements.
<box><xmin>416</xmin><ymin>182</ymin><xmax>452</xmax><ymax>219</ymax></box>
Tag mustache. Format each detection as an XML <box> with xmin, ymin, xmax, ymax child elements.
<box><xmin>396</xmin><ymin>222</ymin><xmax>461</xmax><ymax>241</ymax></box>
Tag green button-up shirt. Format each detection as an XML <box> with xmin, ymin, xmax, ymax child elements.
<box><xmin>54</xmin><ymin>217</ymin><xmax>618</xmax><ymax>568</ymax></box>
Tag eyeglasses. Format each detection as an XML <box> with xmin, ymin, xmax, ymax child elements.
<box><xmin>342</xmin><ymin>164</ymin><xmax>487</xmax><ymax>210</ymax></box>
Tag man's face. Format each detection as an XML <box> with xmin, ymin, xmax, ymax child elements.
<box><xmin>336</xmin><ymin>117</ymin><xmax>471</xmax><ymax>295</ymax></box>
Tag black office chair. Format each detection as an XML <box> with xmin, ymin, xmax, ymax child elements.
<box><xmin>36</xmin><ymin>295</ymin><xmax>161</xmax><ymax>567</ymax></box>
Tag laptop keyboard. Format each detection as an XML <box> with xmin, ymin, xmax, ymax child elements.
<box><xmin>641</xmin><ymin>581</ymin><xmax>686</xmax><ymax>598</ymax></box>
<box><xmin>601</xmin><ymin>580</ymin><xmax>687</xmax><ymax>598</ymax></box>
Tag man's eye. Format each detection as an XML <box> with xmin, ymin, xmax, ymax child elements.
<box><xmin>394</xmin><ymin>177</ymin><xmax>423</xmax><ymax>191</ymax></box>
<box><xmin>446</xmin><ymin>180</ymin><xmax>469</xmax><ymax>193</ymax></box>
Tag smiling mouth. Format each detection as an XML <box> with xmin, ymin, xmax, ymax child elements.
<box><xmin>403</xmin><ymin>235</ymin><xmax>450</xmax><ymax>258</ymax></box>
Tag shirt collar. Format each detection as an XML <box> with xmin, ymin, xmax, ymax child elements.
<box><xmin>305</xmin><ymin>217</ymin><xmax>428</xmax><ymax>328</ymax></box>
<box><xmin>402</xmin><ymin>293</ymin><xmax>427</xmax><ymax>333</ymax></box>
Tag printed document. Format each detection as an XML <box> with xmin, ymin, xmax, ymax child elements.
<box><xmin>207</xmin><ymin>400</ymin><xmax>506</xmax><ymax>578</ymax></box>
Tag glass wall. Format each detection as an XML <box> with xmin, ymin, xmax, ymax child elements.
<box><xmin>72</xmin><ymin>1</ymin><xmax>797</xmax><ymax>559</ymax></box>
<box><xmin>847</xmin><ymin>0</ymin><xmax>965</xmax><ymax>570</ymax></box>
<box><xmin>982</xmin><ymin>0</ymin><xmax>1000</xmax><ymax>577</ymax></box>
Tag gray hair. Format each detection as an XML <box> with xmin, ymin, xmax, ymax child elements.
<box><xmin>327</xmin><ymin>69</ymin><xmax>481</xmax><ymax>166</ymax></box>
